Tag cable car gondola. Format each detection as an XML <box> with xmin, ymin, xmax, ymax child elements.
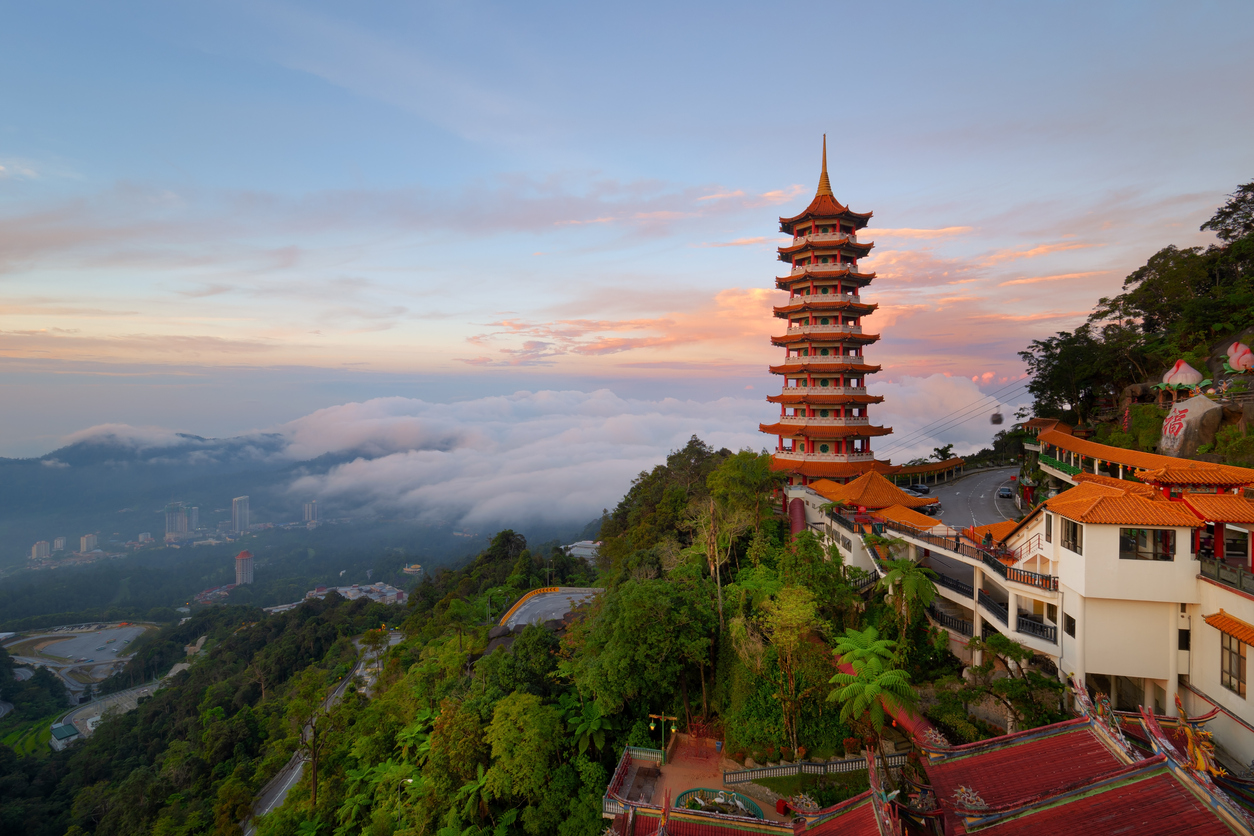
<box><xmin>990</xmin><ymin>410</ymin><xmax>1004</xmax><ymax>425</ymax></box>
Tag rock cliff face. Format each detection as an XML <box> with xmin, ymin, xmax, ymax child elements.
<box><xmin>1159</xmin><ymin>395</ymin><xmax>1224</xmax><ymax>458</ymax></box>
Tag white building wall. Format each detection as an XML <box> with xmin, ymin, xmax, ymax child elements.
<box><xmin>1184</xmin><ymin>579</ymin><xmax>1254</xmax><ymax>766</ymax></box>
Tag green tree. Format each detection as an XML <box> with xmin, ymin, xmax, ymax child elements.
<box><xmin>875</xmin><ymin>558</ymin><xmax>938</xmax><ymax>650</ymax></box>
<box><xmin>759</xmin><ymin>586</ymin><xmax>824</xmax><ymax>752</ymax></box>
<box><xmin>707</xmin><ymin>449</ymin><xmax>781</xmax><ymax>533</ymax></box>
<box><xmin>827</xmin><ymin>639</ymin><xmax>918</xmax><ymax>753</ymax></box>
<box><xmin>1201</xmin><ymin>180</ymin><xmax>1254</xmax><ymax>242</ymax></box>
<box><xmin>932</xmin><ymin>443</ymin><xmax>954</xmax><ymax>462</ymax></box>
<box><xmin>287</xmin><ymin>669</ymin><xmax>337</xmax><ymax>809</ymax></box>
<box><xmin>484</xmin><ymin>693</ymin><xmax>562</xmax><ymax>807</ymax></box>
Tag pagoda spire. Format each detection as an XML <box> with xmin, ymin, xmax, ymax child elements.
<box><xmin>815</xmin><ymin>134</ymin><xmax>833</xmax><ymax>198</ymax></box>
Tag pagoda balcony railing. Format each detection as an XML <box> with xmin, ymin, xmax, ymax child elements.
<box><xmin>772</xmin><ymin>451</ymin><xmax>876</xmax><ymax>463</ymax></box>
<box><xmin>792</xmin><ymin>231</ymin><xmax>859</xmax><ymax>244</ymax></box>
<box><xmin>786</xmin><ymin>324</ymin><xmax>863</xmax><ymax>335</ymax></box>
<box><xmin>785</xmin><ymin>292</ymin><xmax>861</xmax><ymax>304</ymax></box>
<box><xmin>779</xmin><ymin>385</ymin><xmax>867</xmax><ymax>395</ymax></box>
<box><xmin>776</xmin><ymin>356</ymin><xmax>865</xmax><ymax>367</ymax></box>
<box><xmin>791</xmin><ymin>262</ymin><xmax>862</xmax><ymax>275</ymax></box>
<box><xmin>776</xmin><ymin>416</ymin><xmax>870</xmax><ymax>426</ymax></box>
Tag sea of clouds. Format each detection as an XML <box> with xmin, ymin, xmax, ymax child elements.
<box><xmin>56</xmin><ymin>377</ymin><xmax>1028</xmax><ymax>530</ymax></box>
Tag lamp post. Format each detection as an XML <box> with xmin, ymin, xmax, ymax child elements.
<box><xmin>649</xmin><ymin>713</ymin><xmax>678</xmax><ymax>764</ymax></box>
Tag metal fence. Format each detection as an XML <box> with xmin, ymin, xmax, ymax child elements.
<box><xmin>881</xmin><ymin>519</ymin><xmax>1059</xmax><ymax>591</ymax></box>
<box><xmin>934</xmin><ymin>572</ymin><xmax>974</xmax><ymax>598</ymax></box>
<box><xmin>1016</xmin><ymin>616</ymin><xmax>1057</xmax><ymax>643</ymax></box>
<box><xmin>1040</xmin><ymin>453</ymin><xmax>1081</xmax><ymax>476</ymax></box>
<box><xmin>979</xmin><ymin>590</ymin><xmax>1008</xmax><ymax>626</ymax></box>
<box><xmin>723</xmin><ymin>752</ymin><xmax>908</xmax><ymax>785</ymax></box>
<box><xmin>927</xmin><ymin>603</ymin><xmax>973</xmax><ymax>637</ymax></box>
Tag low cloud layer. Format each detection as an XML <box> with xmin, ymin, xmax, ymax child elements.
<box><xmin>54</xmin><ymin>379</ymin><xmax>1025</xmax><ymax>531</ymax></box>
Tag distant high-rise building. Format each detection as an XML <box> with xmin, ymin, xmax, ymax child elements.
<box><xmin>235</xmin><ymin>550</ymin><xmax>254</xmax><ymax>585</ymax></box>
<box><xmin>189</xmin><ymin>506</ymin><xmax>199</xmax><ymax>531</ymax></box>
<box><xmin>52</xmin><ymin>537</ymin><xmax>66</xmax><ymax>552</ymax></box>
<box><xmin>232</xmin><ymin>496</ymin><xmax>250</xmax><ymax>532</ymax></box>
<box><xmin>80</xmin><ymin>534</ymin><xmax>98</xmax><ymax>552</ymax></box>
<box><xmin>303</xmin><ymin>501</ymin><xmax>318</xmax><ymax>523</ymax></box>
<box><xmin>31</xmin><ymin>541</ymin><xmax>50</xmax><ymax>560</ymax></box>
<box><xmin>138</xmin><ymin>532</ymin><xmax>153</xmax><ymax>543</ymax></box>
<box><xmin>165</xmin><ymin>502</ymin><xmax>188</xmax><ymax>541</ymax></box>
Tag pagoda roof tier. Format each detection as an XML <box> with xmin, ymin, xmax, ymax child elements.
<box><xmin>759</xmin><ymin>423</ymin><xmax>893</xmax><ymax>439</ymax></box>
<box><xmin>766</xmin><ymin>393</ymin><xmax>884</xmax><ymax>405</ymax></box>
<box><xmin>771</xmin><ymin>332</ymin><xmax>880</xmax><ymax>346</ymax></box>
<box><xmin>770</xmin><ymin>458</ymin><xmax>901</xmax><ymax>478</ymax></box>
<box><xmin>778</xmin><ymin>138</ymin><xmax>872</xmax><ymax>234</ymax></box>
<box><xmin>777</xmin><ymin>237</ymin><xmax>874</xmax><ymax>257</ymax></box>
<box><xmin>775</xmin><ymin>268</ymin><xmax>876</xmax><ymax>288</ymax></box>
<box><xmin>768</xmin><ymin>361</ymin><xmax>881</xmax><ymax>375</ymax></box>
<box><xmin>810</xmin><ymin>471</ymin><xmax>938</xmax><ymax>510</ymax></box>
<box><xmin>773</xmin><ymin>300</ymin><xmax>877</xmax><ymax>317</ymax></box>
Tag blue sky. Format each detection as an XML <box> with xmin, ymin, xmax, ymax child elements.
<box><xmin>1</xmin><ymin>1</ymin><xmax>1252</xmax><ymax>459</ymax></box>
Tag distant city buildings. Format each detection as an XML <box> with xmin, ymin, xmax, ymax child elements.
<box><xmin>138</xmin><ymin>532</ymin><xmax>152</xmax><ymax>543</ymax></box>
<box><xmin>31</xmin><ymin>541</ymin><xmax>50</xmax><ymax>560</ymax></box>
<box><xmin>189</xmin><ymin>506</ymin><xmax>199</xmax><ymax>531</ymax></box>
<box><xmin>232</xmin><ymin>496</ymin><xmax>250</xmax><ymax>533</ymax></box>
<box><xmin>234</xmin><ymin>550</ymin><xmax>254</xmax><ymax>585</ymax></box>
<box><xmin>303</xmin><ymin>501</ymin><xmax>318</xmax><ymax>523</ymax></box>
<box><xmin>52</xmin><ymin>537</ymin><xmax>66</xmax><ymax>552</ymax></box>
<box><xmin>401</xmin><ymin>563</ymin><xmax>423</xmax><ymax>576</ymax></box>
<box><xmin>164</xmin><ymin>502</ymin><xmax>188</xmax><ymax>542</ymax></box>
<box><xmin>305</xmin><ymin>582</ymin><xmax>406</xmax><ymax>606</ymax></box>
<box><xmin>80</xmin><ymin>534</ymin><xmax>97</xmax><ymax>552</ymax></box>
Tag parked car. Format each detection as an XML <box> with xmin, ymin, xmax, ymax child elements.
<box><xmin>920</xmin><ymin>501</ymin><xmax>943</xmax><ymax>516</ymax></box>
<box><xmin>997</xmin><ymin>487</ymin><xmax>1014</xmax><ymax>498</ymax></box>
<box><xmin>899</xmin><ymin>488</ymin><xmax>923</xmax><ymax>497</ymax></box>
<box><xmin>909</xmin><ymin>484</ymin><xmax>931</xmax><ymax>494</ymax></box>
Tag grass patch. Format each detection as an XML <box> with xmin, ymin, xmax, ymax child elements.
<box><xmin>755</xmin><ymin>770</ymin><xmax>870</xmax><ymax>807</ymax></box>
<box><xmin>0</xmin><ymin>708</ymin><xmax>67</xmax><ymax>758</ymax></box>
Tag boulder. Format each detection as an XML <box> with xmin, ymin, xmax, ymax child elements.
<box><xmin>488</xmin><ymin>625</ymin><xmax>511</xmax><ymax>639</ymax></box>
<box><xmin>1159</xmin><ymin>395</ymin><xmax>1224</xmax><ymax>457</ymax></box>
<box><xmin>1120</xmin><ymin>382</ymin><xmax>1157</xmax><ymax>406</ymax></box>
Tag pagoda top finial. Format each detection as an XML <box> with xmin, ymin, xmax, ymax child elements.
<box><xmin>815</xmin><ymin>134</ymin><xmax>833</xmax><ymax>198</ymax></box>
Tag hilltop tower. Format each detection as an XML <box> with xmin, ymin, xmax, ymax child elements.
<box><xmin>760</xmin><ymin>137</ymin><xmax>896</xmax><ymax>485</ymax></box>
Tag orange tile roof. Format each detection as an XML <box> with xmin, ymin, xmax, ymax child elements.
<box><xmin>777</xmin><ymin>236</ymin><xmax>867</xmax><ymax>255</ymax></box>
<box><xmin>773</xmin><ymin>300</ymin><xmax>877</xmax><ymax>316</ymax></box>
<box><xmin>766</xmin><ymin>393</ymin><xmax>884</xmax><ymax>405</ymax></box>
<box><xmin>768</xmin><ymin>361</ymin><xmax>881</xmax><ymax>375</ymax></box>
<box><xmin>965</xmin><ymin>521</ymin><xmax>1019</xmax><ymax>544</ymax></box>
<box><xmin>896</xmin><ymin>457</ymin><xmax>965</xmax><ymax>475</ymax></box>
<box><xmin>771</xmin><ymin>332</ymin><xmax>881</xmax><ymax>346</ymax></box>
<box><xmin>1138</xmin><ymin>463</ymin><xmax>1254</xmax><ymax>487</ymax></box>
<box><xmin>1073</xmin><ymin>472</ymin><xmax>1158</xmax><ymax>497</ymax></box>
<box><xmin>770</xmin><ymin>458</ymin><xmax>902</xmax><ymax>478</ymax></box>
<box><xmin>1039</xmin><ymin>430</ymin><xmax>1254</xmax><ymax>486</ymax></box>
<box><xmin>874</xmin><ymin>504</ymin><xmax>943</xmax><ymax>529</ymax></box>
<box><xmin>1044</xmin><ymin>482</ymin><xmax>1204</xmax><ymax>527</ymax></box>
<box><xmin>1181</xmin><ymin>492</ymin><xmax>1254</xmax><ymax>524</ymax></box>
<box><xmin>1204</xmin><ymin>610</ymin><xmax>1254</xmax><ymax>646</ymax></box>
<box><xmin>810</xmin><ymin>471</ymin><xmax>938</xmax><ymax>510</ymax></box>
<box><xmin>1025</xmin><ymin>417</ymin><xmax>1073</xmax><ymax>434</ymax></box>
<box><xmin>759</xmin><ymin>423</ymin><xmax>893</xmax><ymax>439</ymax></box>
<box><xmin>774</xmin><ymin>268</ymin><xmax>875</xmax><ymax>288</ymax></box>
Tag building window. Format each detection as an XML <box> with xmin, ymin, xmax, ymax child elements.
<box><xmin>1222</xmin><ymin>633</ymin><xmax>1247</xmax><ymax>697</ymax></box>
<box><xmin>820</xmin><ymin>379</ymin><xmax>830</xmax><ymax>387</ymax></box>
<box><xmin>1061</xmin><ymin>518</ymin><xmax>1082</xmax><ymax>555</ymax></box>
<box><xmin>819</xmin><ymin>444</ymin><xmax>830</xmax><ymax>453</ymax></box>
<box><xmin>1065</xmin><ymin>614</ymin><xmax>1076</xmax><ymax>637</ymax></box>
<box><xmin>1045</xmin><ymin>514</ymin><xmax>1052</xmax><ymax>543</ymax></box>
<box><xmin>820</xmin><ymin>317</ymin><xmax>830</xmax><ymax>325</ymax></box>
<box><xmin>1179</xmin><ymin>629</ymin><xmax>1190</xmax><ymax>651</ymax></box>
<box><xmin>1119</xmin><ymin>528</ymin><xmax>1176</xmax><ymax>561</ymax></box>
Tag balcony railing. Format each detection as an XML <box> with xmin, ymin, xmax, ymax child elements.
<box><xmin>773</xmin><ymin>451</ymin><xmax>876</xmax><ymax>463</ymax></box>
<box><xmin>778</xmin><ymin>386</ymin><xmax>868</xmax><ymax>396</ymax></box>
<box><xmin>792</xmin><ymin>231</ymin><xmax>859</xmax><ymax>244</ymax></box>
<box><xmin>927</xmin><ymin>603</ymin><xmax>973</xmax><ymax>637</ymax></box>
<box><xmin>786</xmin><ymin>324</ymin><xmax>864</xmax><ymax>335</ymax></box>
<box><xmin>1040</xmin><ymin>453</ymin><xmax>1081</xmax><ymax>476</ymax></box>
<box><xmin>880</xmin><ymin>520</ymin><xmax>1060</xmax><ymax>592</ymax></box>
<box><xmin>1200</xmin><ymin>557</ymin><xmax>1254</xmax><ymax>595</ymax></box>
<box><xmin>777</xmin><ymin>355</ymin><xmax>866</xmax><ymax>367</ymax></box>
<box><xmin>776</xmin><ymin>416</ymin><xmax>871</xmax><ymax>426</ymax></box>
<box><xmin>979</xmin><ymin>590</ymin><xmax>1009</xmax><ymax>626</ymax></box>
<box><xmin>784</xmin><ymin>292</ymin><xmax>861</xmax><ymax>304</ymax></box>
<box><xmin>1016</xmin><ymin>617</ymin><xmax>1057</xmax><ymax>644</ymax></box>
<box><xmin>791</xmin><ymin>262</ymin><xmax>865</xmax><ymax>275</ymax></box>
<box><xmin>933</xmin><ymin>571</ymin><xmax>974</xmax><ymax>598</ymax></box>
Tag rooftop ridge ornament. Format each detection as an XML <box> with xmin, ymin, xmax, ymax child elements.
<box><xmin>816</xmin><ymin>134</ymin><xmax>834</xmax><ymax>198</ymax></box>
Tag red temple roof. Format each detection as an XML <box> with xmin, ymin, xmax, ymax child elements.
<box><xmin>810</xmin><ymin>471</ymin><xmax>935</xmax><ymax>510</ymax></box>
<box><xmin>770</xmin><ymin>333</ymin><xmax>880</xmax><ymax>346</ymax></box>
<box><xmin>777</xmin><ymin>237</ymin><xmax>874</xmax><ymax>256</ymax></box>
<box><xmin>773</xmin><ymin>300</ymin><xmax>877</xmax><ymax>317</ymax></box>
<box><xmin>775</xmin><ymin>269</ymin><xmax>876</xmax><ymax>288</ymax></box>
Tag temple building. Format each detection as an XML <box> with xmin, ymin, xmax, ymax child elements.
<box><xmin>761</xmin><ymin>137</ymin><xmax>897</xmax><ymax>486</ymax></box>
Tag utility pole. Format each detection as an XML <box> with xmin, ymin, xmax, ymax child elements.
<box><xmin>649</xmin><ymin>713</ymin><xmax>679</xmax><ymax>764</ymax></box>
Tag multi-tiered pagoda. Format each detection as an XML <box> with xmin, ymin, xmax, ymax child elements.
<box><xmin>760</xmin><ymin>138</ymin><xmax>897</xmax><ymax>485</ymax></box>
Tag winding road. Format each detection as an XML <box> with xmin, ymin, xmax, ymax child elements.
<box><xmin>931</xmin><ymin>466</ymin><xmax>1021</xmax><ymax>529</ymax></box>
